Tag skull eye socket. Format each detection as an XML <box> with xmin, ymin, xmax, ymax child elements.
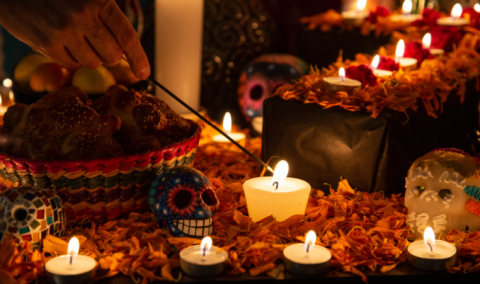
<box><xmin>173</xmin><ymin>190</ymin><xmax>193</xmax><ymax>209</ymax></box>
<box><xmin>414</xmin><ymin>186</ymin><xmax>425</xmax><ymax>196</ymax></box>
<box><xmin>201</xmin><ymin>189</ymin><xmax>218</xmax><ymax>206</ymax></box>
<box><xmin>250</xmin><ymin>85</ymin><xmax>264</xmax><ymax>101</ymax></box>
<box><xmin>439</xmin><ymin>189</ymin><xmax>452</xmax><ymax>199</ymax></box>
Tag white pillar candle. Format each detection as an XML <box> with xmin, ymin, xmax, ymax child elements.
<box><xmin>45</xmin><ymin>237</ymin><xmax>96</xmax><ymax>284</ymax></box>
<box><xmin>179</xmin><ymin>237</ymin><xmax>228</xmax><ymax>277</ymax></box>
<box><xmin>437</xmin><ymin>3</ymin><xmax>469</xmax><ymax>26</ymax></box>
<box><xmin>243</xmin><ymin>161</ymin><xmax>311</xmax><ymax>222</ymax></box>
<box><xmin>155</xmin><ymin>0</ymin><xmax>204</xmax><ymax>114</ymax></box>
<box><xmin>370</xmin><ymin>55</ymin><xmax>393</xmax><ymax>78</ymax></box>
<box><xmin>212</xmin><ymin>112</ymin><xmax>246</xmax><ymax>143</ymax></box>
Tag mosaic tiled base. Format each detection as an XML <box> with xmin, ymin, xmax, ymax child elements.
<box><xmin>0</xmin><ymin>186</ymin><xmax>66</xmax><ymax>249</ymax></box>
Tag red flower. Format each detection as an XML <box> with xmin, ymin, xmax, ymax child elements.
<box><xmin>345</xmin><ymin>64</ymin><xmax>377</xmax><ymax>87</ymax></box>
<box><xmin>430</xmin><ymin>26</ymin><xmax>462</xmax><ymax>51</ymax></box>
<box><xmin>367</xmin><ymin>6</ymin><xmax>391</xmax><ymax>24</ymax></box>
<box><xmin>404</xmin><ymin>41</ymin><xmax>434</xmax><ymax>63</ymax></box>
<box><xmin>463</xmin><ymin>7</ymin><xmax>480</xmax><ymax>30</ymax></box>
<box><xmin>412</xmin><ymin>8</ymin><xmax>442</xmax><ymax>27</ymax></box>
<box><xmin>377</xmin><ymin>56</ymin><xmax>399</xmax><ymax>71</ymax></box>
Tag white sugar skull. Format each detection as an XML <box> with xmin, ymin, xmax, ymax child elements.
<box><xmin>405</xmin><ymin>149</ymin><xmax>480</xmax><ymax>239</ymax></box>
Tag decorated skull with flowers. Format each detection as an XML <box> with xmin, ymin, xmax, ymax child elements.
<box><xmin>148</xmin><ymin>167</ymin><xmax>220</xmax><ymax>238</ymax></box>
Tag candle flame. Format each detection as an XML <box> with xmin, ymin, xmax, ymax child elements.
<box><xmin>67</xmin><ymin>237</ymin><xmax>79</xmax><ymax>265</ymax></box>
<box><xmin>356</xmin><ymin>0</ymin><xmax>366</xmax><ymax>11</ymax></box>
<box><xmin>0</xmin><ymin>96</ymin><xmax>3</xmax><ymax>106</ymax></box>
<box><xmin>423</xmin><ymin>227</ymin><xmax>436</xmax><ymax>253</ymax></box>
<box><xmin>422</xmin><ymin>33</ymin><xmax>432</xmax><ymax>49</ymax></box>
<box><xmin>9</xmin><ymin>91</ymin><xmax>14</xmax><ymax>104</ymax></box>
<box><xmin>272</xmin><ymin>160</ymin><xmax>288</xmax><ymax>188</ymax></box>
<box><xmin>451</xmin><ymin>3</ymin><xmax>462</xmax><ymax>19</ymax></box>
<box><xmin>2</xmin><ymin>78</ymin><xmax>12</xmax><ymax>88</ymax></box>
<box><xmin>475</xmin><ymin>3</ymin><xmax>480</xmax><ymax>13</ymax></box>
<box><xmin>200</xmin><ymin>236</ymin><xmax>212</xmax><ymax>257</ymax></box>
<box><xmin>304</xmin><ymin>230</ymin><xmax>316</xmax><ymax>254</ymax></box>
<box><xmin>370</xmin><ymin>55</ymin><xmax>380</xmax><ymax>69</ymax></box>
<box><xmin>338</xmin><ymin>67</ymin><xmax>346</xmax><ymax>82</ymax></box>
<box><xmin>223</xmin><ymin>112</ymin><xmax>232</xmax><ymax>134</ymax></box>
<box><xmin>395</xmin><ymin>40</ymin><xmax>405</xmax><ymax>62</ymax></box>
<box><xmin>402</xmin><ymin>0</ymin><xmax>412</xmax><ymax>15</ymax></box>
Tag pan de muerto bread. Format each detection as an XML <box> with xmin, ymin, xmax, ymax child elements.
<box><xmin>4</xmin><ymin>87</ymin><xmax>124</xmax><ymax>160</ymax></box>
<box><xmin>91</xmin><ymin>85</ymin><xmax>192</xmax><ymax>154</ymax></box>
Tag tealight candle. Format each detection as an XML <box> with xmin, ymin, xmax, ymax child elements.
<box><xmin>437</xmin><ymin>3</ymin><xmax>469</xmax><ymax>26</ymax></box>
<box><xmin>45</xmin><ymin>237</ymin><xmax>96</xmax><ymax>284</ymax></box>
<box><xmin>395</xmin><ymin>40</ymin><xmax>417</xmax><ymax>71</ymax></box>
<box><xmin>179</xmin><ymin>236</ymin><xmax>228</xmax><ymax>278</ymax></box>
<box><xmin>408</xmin><ymin>227</ymin><xmax>456</xmax><ymax>271</ymax></box>
<box><xmin>212</xmin><ymin>112</ymin><xmax>246</xmax><ymax>143</ymax></box>
<box><xmin>370</xmin><ymin>55</ymin><xmax>393</xmax><ymax>78</ymax></box>
<box><xmin>422</xmin><ymin>33</ymin><xmax>444</xmax><ymax>56</ymax></box>
<box><xmin>341</xmin><ymin>0</ymin><xmax>369</xmax><ymax>25</ymax></box>
<box><xmin>390</xmin><ymin>0</ymin><xmax>422</xmax><ymax>23</ymax></box>
<box><xmin>323</xmin><ymin>67</ymin><xmax>362</xmax><ymax>94</ymax></box>
<box><xmin>243</xmin><ymin>160</ymin><xmax>311</xmax><ymax>222</ymax></box>
<box><xmin>284</xmin><ymin>230</ymin><xmax>331</xmax><ymax>275</ymax></box>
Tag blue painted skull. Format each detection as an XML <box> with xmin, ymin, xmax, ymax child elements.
<box><xmin>148</xmin><ymin>167</ymin><xmax>219</xmax><ymax>238</ymax></box>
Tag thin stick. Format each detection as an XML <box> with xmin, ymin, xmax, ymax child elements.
<box><xmin>148</xmin><ymin>76</ymin><xmax>274</xmax><ymax>173</ymax></box>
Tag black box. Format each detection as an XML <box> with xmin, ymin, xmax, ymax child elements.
<box><xmin>262</xmin><ymin>80</ymin><xmax>480</xmax><ymax>195</ymax></box>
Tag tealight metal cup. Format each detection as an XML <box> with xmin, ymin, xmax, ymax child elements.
<box><xmin>284</xmin><ymin>257</ymin><xmax>330</xmax><ymax>276</ymax></box>
<box><xmin>180</xmin><ymin>247</ymin><xmax>228</xmax><ymax>278</ymax></box>
<box><xmin>407</xmin><ymin>240</ymin><xmax>457</xmax><ymax>271</ymax></box>
<box><xmin>46</xmin><ymin>270</ymin><xmax>93</xmax><ymax>284</ymax></box>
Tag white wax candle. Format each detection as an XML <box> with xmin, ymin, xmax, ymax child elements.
<box><xmin>155</xmin><ymin>0</ymin><xmax>203</xmax><ymax>114</ymax></box>
<box><xmin>212</xmin><ymin>133</ymin><xmax>246</xmax><ymax>143</ymax></box>
<box><xmin>408</xmin><ymin>240</ymin><xmax>456</xmax><ymax>259</ymax></box>
<box><xmin>341</xmin><ymin>10</ymin><xmax>369</xmax><ymax>25</ymax></box>
<box><xmin>390</xmin><ymin>14</ymin><xmax>422</xmax><ymax>23</ymax></box>
<box><xmin>180</xmin><ymin>245</ymin><xmax>228</xmax><ymax>265</ymax></box>
<box><xmin>399</xmin><ymin>58</ymin><xmax>417</xmax><ymax>68</ymax></box>
<box><xmin>243</xmin><ymin>177</ymin><xmax>311</xmax><ymax>222</ymax></box>
<box><xmin>437</xmin><ymin>17</ymin><xmax>469</xmax><ymax>26</ymax></box>
<box><xmin>323</xmin><ymin>76</ymin><xmax>362</xmax><ymax>88</ymax></box>
<box><xmin>429</xmin><ymin>48</ymin><xmax>444</xmax><ymax>56</ymax></box>
<box><xmin>373</xmin><ymin>69</ymin><xmax>393</xmax><ymax>78</ymax></box>
<box><xmin>284</xmin><ymin>244</ymin><xmax>331</xmax><ymax>265</ymax></box>
<box><xmin>45</xmin><ymin>255</ymin><xmax>96</xmax><ymax>276</ymax></box>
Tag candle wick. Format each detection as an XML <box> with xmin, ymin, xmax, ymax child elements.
<box><xmin>306</xmin><ymin>242</ymin><xmax>311</xmax><ymax>253</ymax></box>
<box><xmin>272</xmin><ymin>181</ymin><xmax>279</xmax><ymax>190</ymax></box>
<box><xmin>70</xmin><ymin>254</ymin><xmax>73</xmax><ymax>265</ymax></box>
<box><xmin>427</xmin><ymin>242</ymin><xmax>433</xmax><ymax>253</ymax></box>
<box><xmin>203</xmin><ymin>246</ymin><xmax>207</xmax><ymax>257</ymax></box>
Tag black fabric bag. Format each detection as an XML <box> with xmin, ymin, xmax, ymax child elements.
<box><xmin>262</xmin><ymin>80</ymin><xmax>480</xmax><ymax>195</ymax></box>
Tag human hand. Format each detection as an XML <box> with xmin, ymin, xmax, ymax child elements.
<box><xmin>0</xmin><ymin>0</ymin><xmax>150</xmax><ymax>80</ymax></box>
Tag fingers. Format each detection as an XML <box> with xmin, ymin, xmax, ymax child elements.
<box><xmin>99</xmin><ymin>1</ymin><xmax>150</xmax><ymax>79</ymax></box>
<box><xmin>83</xmin><ymin>14</ymin><xmax>123</xmax><ymax>67</ymax></box>
<box><xmin>66</xmin><ymin>37</ymin><xmax>103</xmax><ymax>70</ymax></box>
<box><xmin>38</xmin><ymin>45</ymin><xmax>81</xmax><ymax>69</ymax></box>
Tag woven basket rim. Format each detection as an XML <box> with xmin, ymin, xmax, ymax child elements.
<box><xmin>0</xmin><ymin>119</ymin><xmax>201</xmax><ymax>164</ymax></box>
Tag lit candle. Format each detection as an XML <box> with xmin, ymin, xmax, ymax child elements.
<box><xmin>395</xmin><ymin>40</ymin><xmax>417</xmax><ymax>70</ymax></box>
<box><xmin>390</xmin><ymin>0</ymin><xmax>422</xmax><ymax>22</ymax></box>
<box><xmin>212</xmin><ymin>112</ymin><xmax>246</xmax><ymax>143</ymax></box>
<box><xmin>0</xmin><ymin>96</ymin><xmax>8</xmax><ymax>117</ymax></box>
<box><xmin>475</xmin><ymin>3</ymin><xmax>480</xmax><ymax>13</ymax></box>
<box><xmin>370</xmin><ymin>55</ymin><xmax>393</xmax><ymax>78</ymax></box>
<box><xmin>323</xmin><ymin>67</ymin><xmax>362</xmax><ymax>94</ymax></box>
<box><xmin>243</xmin><ymin>160</ymin><xmax>311</xmax><ymax>222</ymax></box>
<box><xmin>1</xmin><ymin>78</ymin><xmax>14</xmax><ymax>107</ymax></box>
<box><xmin>179</xmin><ymin>236</ymin><xmax>229</xmax><ymax>278</ymax></box>
<box><xmin>341</xmin><ymin>0</ymin><xmax>369</xmax><ymax>25</ymax></box>
<box><xmin>407</xmin><ymin>227</ymin><xmax>457</xmax><ymax>271</ymax></box>
<box><xmin>45</xmin><ymin>237</ymin><xmax>96</xmax><ymax>284</ymax></box>
<box><xmin>422</xmin><ymin>33</ymin><xmax>444</xmax><ymax>56</ymax></box>
<box><xmin>437</xmin><ymin>3</ymin><xmax>469</xmax><ymax>26</ymax></box>
<box><xmin>283</xmin><ymin>230</ymin><xmax>332</xmax><ymax>275</ymax></box>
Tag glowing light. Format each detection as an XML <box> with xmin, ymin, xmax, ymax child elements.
<box><xmin>67</xmin><ymin>237</ymin><xmax>79</xmax><ymax>265</ymax></box>
<box><xmin>338</xmin><ymin>67</ymin><xmax>346</xmax><ymax>82</ymax></box>
<box><xmin>402</xmin><ymin>0</ymin><xmax>412</xmax><ymax>15</ymax></box>
<box><xmin>395</xmin><ymin>40</ymin><xmax>405</xmax><ymax>62</ymax></box>
<box><xmin>304</xmin><ymin>230</ymin><xmax>317</xmax><ymax>254</ymax></box>
<box><xmin>423</xmin><ymin>227</ymin><xmax>436</xmax><ymax>254</ymax></box>
<box><xmin>371</xmin><ymin>55</ymin><xmax>380</xmax><ymax>69</ymax></box>
<box><xmin>8</xmin><ymin>91</ymin><xmax>14</xmax><ymax>104</ymax></box>
<box><xmin>451</xmin><ymin>4</ymin><xmax>463</xmax><ymax>19</ymax></box>
<box><xmin>2</xmin><ymin>78</ymin><xmax>12</xmax><ymax>88</ymax></box>
<box><xmin>356</xmin><ymin>0</ymin><xmax>367</xmax><ymax>11</ymax></box>
<box><xmin>200</xmin><ymin>236</ymin><xmax>212</xmax><ymax>257</ymax></box>
<box><xmin>272</xmin><ymin>160</ymin><xmax>289</xmax><ymax>188</ymax></box>
<box><xmin>422</xmin><ymin>33</ymin><xmax>432</xmax><ymax>49</ymax></box>
<box><xmin>475</xmin><ymin>3</ymin><xmax>480</xmax><ymax>13</ymax></box>
<box><xmin>223</xmin><ymin>112</ymin><xmax>232</xmax><ymax>134</ymax></box>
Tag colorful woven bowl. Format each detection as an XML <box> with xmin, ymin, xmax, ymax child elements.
<box><xmin>0</xmin><ymin>120</ymin><xmax>202</xmax><ymax>225</ymax></box>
